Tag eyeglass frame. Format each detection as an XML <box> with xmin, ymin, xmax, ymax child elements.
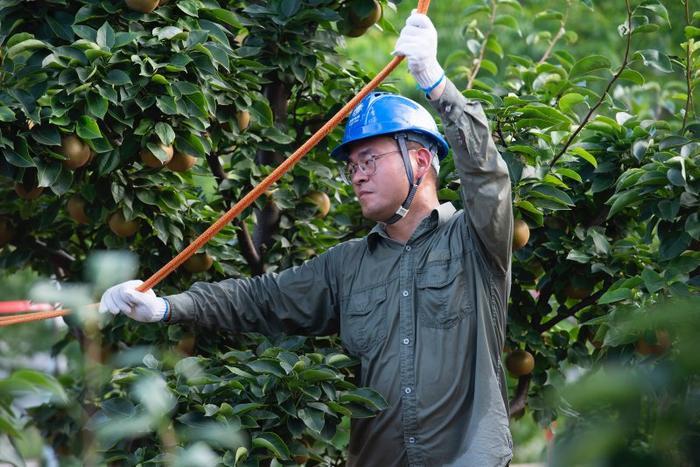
<box><xmin>340</xmin><ymin>149</ymin><xmax>416</xmax><ymax>184</ymax></box>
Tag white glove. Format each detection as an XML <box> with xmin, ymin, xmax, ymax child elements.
<box><xmin>99</xmin><ymin>280</ymin><xmax>168</xmax><ymax>323</ymax></box>
<box><xmin>392</xmin><ymin>11</ymin><xmax>444</xmax><ymax>91</ymax></box>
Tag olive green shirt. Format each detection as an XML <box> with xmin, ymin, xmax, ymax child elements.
<box><xmin>166</xmin><ymin>78</ymin><xmax>514</xmax><ymax>467</ymax></box>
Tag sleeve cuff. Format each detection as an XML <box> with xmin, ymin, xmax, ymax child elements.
<box><xmin>163</xmin><ymin>292</ymin><xmax>196</xmax><ymax>323</ymax></box>
<box><xmin>427</xmin><ymin>78</ymin><xmax>466</xmax><ymax>121</ymax></box>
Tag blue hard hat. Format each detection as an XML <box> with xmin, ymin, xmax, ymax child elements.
<box><xmin>330</xmin><ymin>92</ymin><xmax>449</xmax><ymax>161</ymax></box>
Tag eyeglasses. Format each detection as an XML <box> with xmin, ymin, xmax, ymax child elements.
<box><xmin>340</xmin><ymin>150</ymin><xmax>404</xmax><ymax>184</ymax></box>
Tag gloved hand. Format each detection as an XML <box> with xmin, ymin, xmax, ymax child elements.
<box><xmin>392</xmin><ymin>11</ymin><xmax>444</xmax><ymax>91</ymax></box>
<box><xmin>99</xmin><ymin>280</ymin><xmax>168</xmax><ymax>322</ymax></box>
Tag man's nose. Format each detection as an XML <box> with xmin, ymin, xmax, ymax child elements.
<box><xmin>352</xmin><ymin>166</ymin><xmax>369</xmax><ymax>184</ymax></box>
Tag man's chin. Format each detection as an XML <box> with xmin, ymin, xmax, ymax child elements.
<box><xmin>361</xmin><ymin>205</ymin><xmax>390</xmax><ymax>223</ymax></box>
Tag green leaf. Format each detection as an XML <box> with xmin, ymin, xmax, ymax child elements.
<box><xmin>247</xmin><ymin>359</ymin><xmax>286</xmax><ymax>377</ymax></box>
<box><xmin>104</xmin><ymin>69</ymin><xmax>131</xmax><ymax>86</ymax></box>
<box><xmin>262</xmin><ymin>127</ymin><xmax>293</xmax><ymax>144</ymax></box>
<box><xmin>529</xmin><ymin>185</ymin><xmax>574</xmax><ymax>206</ymax></box>
<box><xmin>686</xmin><ymin>25</ymin><xmax>700</xmax><ymax>39</ymax></box>
<box><xmin>508</xmin><ymin>145</ymin><xmax>539</xmax><ymax>157</ymax></box>
<box><xmin>479</xmin><ymin>59</ymin><xmax>498</xmax><ymax>76</ymax></box>
<box><xmin>4</xmin><ymin>148</ymin><xmax>35</xmax><ymax>168</ymax></box>
<box><xmin>543</xmin><ymin>174</ymin><xmax>570</xmax><ymax>190</ymax></box>
<box><xmin>96</xmin><ymin>21</ymin><xmax>115</xmax><ymax>49</ymax></box>
<box><xmin>252</xmin><ymin>432</ymin><xmax>290</xmax><ymax>460</ymax></box>
<box><xmin>87</xmin><ymin>93</ymin><xmax>108</xmax><ymax>119</ymax></box>
<box><xmin>155</xmin><ymin>122</ymin><xmax>176</xmax><ymax>145</ymax></box>
<box><xmin>298</xmin><ymin>368</ymin><xmax>338</xmax><ymax>382</ymax></box>
<box><xmin>641</xmin><ymin>268</ymin><xmax>665</xmax><ymax>293</ymax></box>
<box><xmin>559</xmin><ymin>93</ymin><xmax>585</xmax><ymax>114</ymax></box>
<box><xmin>156</xmin><ymin>96</ymin><xmax>178</xmax><ymax>115</ymax></box>
<box><xmin>634</xmin><ymin>49</ymin><xmax>673</xmax><ymax>73</ymax></box>
<box><xmin>659</xmin><ymin>136</ymin><xmax>689</xmax><ymax>150</ymax></box>
<box><xmin>298</xmin><ymin>407</ymin><xmax>325</xmax><ymax>433</ymax></box>
<box><xmin>30</xmin><ymin>125</ymin><xmax>61</xmax><ymax>146</ymax></box>
<box><xmin>76</xmin><ymin>115</ymin><xmax>102</xmax><ymax>139</ymax></box>
<box><xmin>326</xmin><ymin>401</ymin><xmax>353</xmax><ymax>416</ymax></box>
<box><xmin>567</xmin><ymin>250</ymin><xmax>591</xmax><ymax>263</ymax></box>
<box><xmin>463</xmin><ymin>4</ymin><xmax>490</xmax><ymax>17</ymax></box>
<box><xmin>235</xmin><ymin>447</ymin><xmax>248</xmax><ymax>465</ymax></box>
<box><xmin>569</xmin><ymin>147</ymin><xmax>597</xmax><ymax>168</ymax></box>
<box><xmin>667</xmin><ymin>168</ymin><xmax>685</xmax><ymax>187</ymax></box>
<box><xmin>136</xmin><ymin>191</ymin><xmax>158</xmax><ymax>206</ymax></box>
<box><xmin>0</xmin><ymin>410</ymin><xmax>21</xmax><ymax>437</ymax></box>
<box><xmin>598</xmin><ymin>288</ymin><xmax>632</xmax><ymax>304</ymax></box>
<box><xmin>659</xmin><ymin>229</ymin><xmax>691</xmax><ymax>261</ymax></box>
<box><xmin>7</xmin><ymin>39</ymin><xmax>47</xmax><ymax>58</ymax></box>
<box><xmin>175</xmin><ymin>133</ymin><xmax>207</xmax><ymax>157</ymax></box>
<box><xmin>154</xmin><ymin>26</ymin><xmax>186</xmax><ymax>41</ymax></box>
<box><xmin>618</xmin><ymin>69</ymin><xmax>645</xmax><ymax>85</ymax></box>
<box><xmin>631</xmin><ymin>139</ymin><xmax>649</xmax><ymax>161</ymax></box>
<box><xmin>686</xmin><ymin>213</ymin><xmax>700</xmax><ymax>240</ymax></box>
<box><xmin>177</xmin><ymin>0</ymin><xmax>200</xmax><ymax>16</ymax></box>
<box><xmin>494</xmin><ymin>15</ymin><xmax>520</xmax><ymax>34</ymax></box>
<box><xmin>232</xmin><ymin>403</ymin><xmax>266</xmax><ymax>415</ymax></box>
<box><xmin>339</xmin><ymin>388</ymin><xmax>388</xmax><ymax>411</ymax></box>
<box><xmin>0</xmin><ymin>369</ymin><xmax>68</xmax><ymax>406</ymax></box>
<box><xmin>606</xmin><ymin>188</ymin><xmax>642</xmax><ymax>219</ymax></box>
<box><xmin>569</xmin><ymin>55</ymin><xmax>611</xmax><ymax>80</ymax></box>
<box><xmin>589</xmin><ymin>228</ymin><xmax>610</xmax><ymax>255</ymax></box>
<box><xmin>201</xmin><ymin>8</ymin><xmax>242</xmax><ymax>28</ymax></box>
<box><xmin>250</xmin><ymin>100</ymin><xmax>272</xmax><ymax>127</ymax></box>
<box><xmin>555</xmin><ymin>168</ymin><xmax>583</xmax><ymax>183</ymax></box>
<box><xmin>280</xmin><ymin>0</ymin><xmax>301</xmax><ymax>18</ymax></box>
<box><xmin>7</xmin><ymin>33</ymin><xmax>35</xmax><ymax>48</ymax></box>
<box><xmin>0</xmin><ymin>106</ymin><xmax>15</xmax><ymax>122</ymax></box>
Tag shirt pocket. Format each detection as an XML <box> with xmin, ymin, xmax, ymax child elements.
<box><xmin>416</xmin><ymin>257</ymin><xmax>473</xmax><ymax>329</ymax></box>
<box><xmin>341</xmin><ymin>286</ymin><xmax>388</xmax><ymax>355</ymax></box>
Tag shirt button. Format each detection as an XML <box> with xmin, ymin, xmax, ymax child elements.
<box><xmin>405</xmin><ymin>245</ymin><xmax>412</xmax><ymax>251</ymax></box>
<box><xmin>402</xmin><ymin>290</ymin><xmax>409</xmax><ymax>297</ymax></box>
<box><xmin>408</xmin><ymin>437</ymin><xmax>416</xmax><ymax>444</ymax></box>
<box><xmin>404</xmin><ymin>387</ymin><xmax>412</xmax><ymax>394</ymax></box>
<box><xmin>402</xmin><ymin>338</ymin><xmax>410</xmax><ymax>345</ymax></box>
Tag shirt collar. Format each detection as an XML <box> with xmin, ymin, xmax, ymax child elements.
<box><xmin>366</xmin><ymin>202</ymin><xmax>457</xmax><ymax>252</ymax></box>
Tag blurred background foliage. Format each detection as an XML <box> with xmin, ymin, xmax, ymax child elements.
<box><xmin>0</xmin><ymin>0</ymin><xmax>699</xmax><ymax>465</ymax></box>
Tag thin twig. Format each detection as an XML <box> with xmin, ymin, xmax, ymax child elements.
<box><xmin>682</xmin><ymin>0</ymin><xmax>694</xmax><ymax>133</ymax></box>
<box><xmin>537</xmin><ymin>0</ymin><xmax>570</xmax><ymax>65</ymax></box>
<box><xmin>536</xmin><ymin>284</ymin><xmax>611</xmax><ymax>333</ymax></box>
<box><xmin>467</xmin><ymin>0</ymin><xmax>497</xmax><ymax>90</ymax></box>
<box><xmin>549</xmin><ymin>0</ymin><xmax>633</xmax><ymax>168</ymax></box>
<box><xmin>496</xmin><ymin>118</ymin><xmax>509</xmax><ymax>149</ymax></box>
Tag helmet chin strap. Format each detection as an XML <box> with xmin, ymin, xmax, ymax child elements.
<box><xmin>383</xmin><ymin>133</ymin><xmax>424</xmax><ymax>225</ymax></box>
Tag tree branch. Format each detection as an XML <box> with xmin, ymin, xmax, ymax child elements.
<box><xmin>496</xmin><ymin>118</ymin><xmax>509</xmax><ymax>149</ymax></box>
<box><xmin>509</xmin><ymin>374</ymin><xmax>532</xmax><ymax>416</ymax></box>
<box><xmin>537</xmin><ymin>1</ymin><xmax>570</xmax><ymax>65</ymax></box>
<box><xmin>29</xmin><ymin>238</ymin><xmax>75</xmax><ymax>276</ymax></box>
<box><xmin>467</xmin><ymin>0</ymin><xmax>497</xmax><ymax>91</ymax></box>
<box><xmin>536</xmin><ymin>284</ymin><xmax>611</xmax><ymax>333</ymax></box>
<box><xmin>549</xmin><ymin>0</ymin><xmax>633</xmax><ymax>168</ymax></box>
<box><xmin>205</xmin><ymin>152</ymin><xmax>263</xmax><ymax>274</ymax></box>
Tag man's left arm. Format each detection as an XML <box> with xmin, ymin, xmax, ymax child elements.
<box><xmin>429</xmin><ymin>80</ymin><xmax>513</xmax><ymax>275</ymax></box>
<box><xmin>394</xmin><ymin>12</ymin><xmax>513</xmax><ymax>274</ymax></box>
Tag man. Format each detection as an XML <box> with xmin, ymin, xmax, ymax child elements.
<box><xmin>100</xmin><ymin>12</ymin><xmax>514</xmax><ymax>467</ymax></box>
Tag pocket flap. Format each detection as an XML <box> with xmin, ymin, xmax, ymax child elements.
<box><xmin>417</xmin><ymin>261</ymin><xmax>461</xmax><ymax>288</ymax></box>
<box><xmin>344</xmin><ymin>286</ymin><xmax>387</xmax><ymax>316</ymax></box>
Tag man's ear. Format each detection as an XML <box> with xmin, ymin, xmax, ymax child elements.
<box><xmin>413</xmin><ymin>147</ymin><xmax>434</xmax><ymax>180</ymax></box>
